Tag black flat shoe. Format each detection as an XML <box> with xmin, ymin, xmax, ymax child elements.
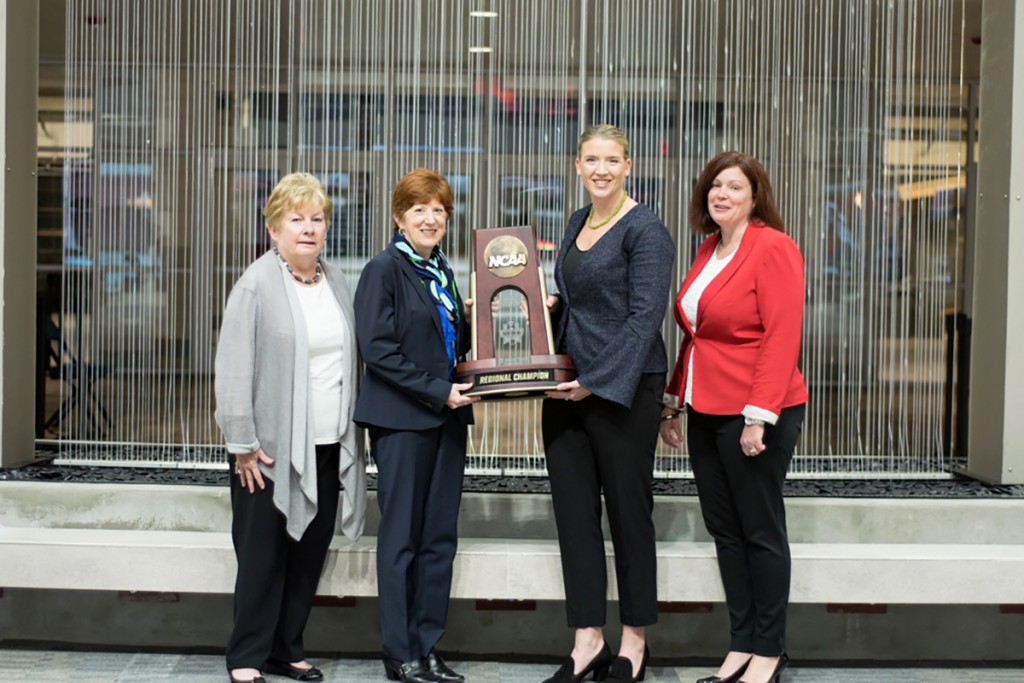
<box><xmin>228</xmin><ymin>674</ymin><xmax>265</xmax><ymax>683</ymax></box>
<box><xmin>739</xmin><ymin>653</ymin><xmax>789</xmax><ymax>683</ymax></box>
<box><xmin>264</xmin><ymin>660</ymin><xmax>324</xmax><ymax>681</ymax></box>
<box><xmin>425</xmin><ymin>651</ymin><xmax>464</xmax><ymax>682</ymax></box>
<box><xmin>382</xmin><ymin>655</ymin><xmax>442</xmax><ymax>683</ymax></box>
<box><xmin>605</xmin><ymin>644</ymin><xmax>649</xmax><ymax>683</ymax></box>
<box><xmin>697</xmin><ymin>657</ymin><xmax>750</xmax><ymax>683</ymax></box>
<box><xmin>542</xmin><ymin>642</ymin><xmax>613</xmax><ymax>683</ymax></box>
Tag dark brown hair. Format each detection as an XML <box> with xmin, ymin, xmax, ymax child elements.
<box><xmin>391</xmin><ymin>168</ymin><xmax>454</xmax><ymax>231</ymax></box>
<box><xmin>689</xmin><ymin>151</ymin><xmax>785</xmax><ymax>235</ymax></box>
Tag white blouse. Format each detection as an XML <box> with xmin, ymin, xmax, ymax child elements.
<box><xmin>680</xmin><ymin>250</ymin><xmax>735</xmax><ymax>407</ymax></box>
<box><xmin>292</xmin><ymin>277</ymin><xmax>347</xmax><ymax>444</ymax></box>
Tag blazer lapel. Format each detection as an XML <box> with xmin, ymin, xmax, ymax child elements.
<box><xmin>676</xmin><ymin>235</ymin><xmax>716</xmax><ymax>336</ymax></box>
<box><xmin>696</xmin><ymin>224</ymin><xmax>764</xmax><ymax>326</ymax></box>
<box><xmin>389</xmin><ymin>245</ymin><xmax>446</xmax><ymax>341</ymax></box>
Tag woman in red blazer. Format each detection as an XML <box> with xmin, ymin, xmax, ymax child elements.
<box><xmin>661</xmin><ymin>152</ymin><xmax>807</xmax><ymax>683</ymax></box>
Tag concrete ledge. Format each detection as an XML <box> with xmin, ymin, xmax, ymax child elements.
<box><xmin>4</xmin><ymin>526</ymin><xmax>1024</xmax><ymax>604</ymax></box>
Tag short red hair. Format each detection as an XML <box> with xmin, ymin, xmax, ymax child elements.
<box><xmin>391</xmin><ymin>168</ymin><xmax>454</xmax><ymax>231</ymax></box>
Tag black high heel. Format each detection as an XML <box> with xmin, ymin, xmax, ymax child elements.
<box><xmin>605</xmin><ymin>644</ymin><xmax>649</xmax><ymax>683</ymax></box>
<box><xmin>696</xmin><ymin>656</ymin><xmax>750</xmax><ymax>683</ymax></box>
<box><xmin>739</xmin><ymin>653</ymin><xmax>789</xmax><ymax>683</ymax></box>
<box><xmin>542</xmin><ymin>642</ymin><xmax>613</xmax><ymax>683</ymax></box>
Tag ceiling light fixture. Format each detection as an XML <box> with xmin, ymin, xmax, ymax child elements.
<box><xmin>470</xmin><ymin>11</ymin><xmax>499</xmax><ymax>18</ymax></box>
<box><xmin>469</xmin><ymin>46</ymin><xmax>493</xmax><ymax>53</ymax></box>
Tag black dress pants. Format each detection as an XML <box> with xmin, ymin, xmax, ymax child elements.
<box><xmin>370</xmin><ymin>412</ymin><xmax>466</xmax><ymax>663</ymax></box>
<box><xmin>225</xmin><ymin>443</ymin><xmax>340</xmax><ymax>671</ymax></box>
<box><xmin>687</xmin><ymin>404</ymin><xmax>806</xmax><ymax>657</ymax></box>
<box><xmin>541</xmin><ymin>372</ymin><xmax>663</xmax><ymax>628</ymax></box>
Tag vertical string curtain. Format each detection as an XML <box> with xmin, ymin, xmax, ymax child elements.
<box><xmin>56</xmin><ymin>0</ymin><xmax>967</xmax><ymax>475</ymax></box>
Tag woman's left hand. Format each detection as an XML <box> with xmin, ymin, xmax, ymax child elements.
<box><xmin>545</xmin><ymin>380</ymin><xmax>592</xmax><ymax>402</ymax></box>
<box><xmin>660</xmin><ymin>413</ymin><xmax>683</xmax><ymax>448</ymax></box>
<box><xmin>741</xmin><ymin>424</ymin><xmax>766</xmax><ymax>457</ymax></box>
<box><xmin>447</xmin><ymin>382</ymin><xmax>481</xmax><ymax>409</ymax></box>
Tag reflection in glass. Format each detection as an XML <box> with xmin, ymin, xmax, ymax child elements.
<box><xmin>491</xmin><ymin>288</ymin><xmax>531</xmax><ymax>367</ymax></box>
<box><xmin>52</xmin><ymin>0</ymin><xmax>968</xmax><ymax>477</ymax></box>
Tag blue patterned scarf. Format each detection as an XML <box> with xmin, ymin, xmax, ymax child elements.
<box><xmin>392</xmin><ymin>232</ymin><xmax>460</xmax><ymax>377</ymax></box>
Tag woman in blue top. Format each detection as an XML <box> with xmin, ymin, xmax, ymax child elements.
<box><xmin>353</xmin><ymin>168</ymin><xmax>479</xmax><ymax>683</ymax></box>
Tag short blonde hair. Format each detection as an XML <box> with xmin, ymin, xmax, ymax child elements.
<box><xmin>577</xmin><ymin>124</ymin><xmax>630</xmax><ymax>159</ymax></box>
<box><xmin>263</xmin><ymin>172</ymin><xmax>333</xmax><ymax>231</ymax></box>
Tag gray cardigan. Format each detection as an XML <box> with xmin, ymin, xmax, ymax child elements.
<box><xmin>553</xmin><ymin>203</ymin><xmax>675</xmax><ymax>407</ymax></box>
<box><xmin>214</xmin><ymin>251</ymin><xmax>366</xmax><ymax>541</ymax></box>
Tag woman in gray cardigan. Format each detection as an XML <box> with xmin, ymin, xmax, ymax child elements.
<box><xmin>215</xmin><ymin>172</ymin><xmax>365</xmax><ymax>683</ymax></box>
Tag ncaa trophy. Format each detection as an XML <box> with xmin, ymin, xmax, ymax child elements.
<box><xmin>454</xmin><ymin>226</ymin><xmax>576</xmax><ymax>399</ymax></box>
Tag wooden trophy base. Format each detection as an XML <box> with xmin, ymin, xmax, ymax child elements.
<box><xmin>455</xmin><ymin>355</ymin><xmax>576</xmax><ymax>400</ymax></box>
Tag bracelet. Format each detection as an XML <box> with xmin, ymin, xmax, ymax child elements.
<box><xmin>743</xmin><ymin>416</ymin><xmax>766</xmax><ymax>426</ymax></box>
<box><xmin>661</xmin><ymin>410</ymin><xmax>681</xmax><ymax>421</ymax></box>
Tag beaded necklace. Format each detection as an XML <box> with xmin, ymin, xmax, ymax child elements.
<box><xmin>274</xmin><ymin>245</ymin><xmax>322</xmax><ymax>284</ymax></box>
<box><xmin>586</xmin><ymin>191</ymin><xmax>629</xmax><ymax>230</ymax></box>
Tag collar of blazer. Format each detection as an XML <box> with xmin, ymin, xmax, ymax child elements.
<box><xmin>386</xmin><ymin>243</ymin><xmax>446</xmax><ymax>341</ymax></box>
<box><xmin>676</xmin><ymin>223</ymin><xmax>766</xmax><ymax>336</ymax></box>
<box><xmin>555</xmin><ymin>204</ymin><xmax>637</xmax><ymax>301</ymax></box>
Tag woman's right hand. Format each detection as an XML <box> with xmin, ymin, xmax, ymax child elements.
<box><xmin>447</xmin><ymin>382</ymin><xmax>480</xmax><ymax>409</ymax></box>
<box><xmin>234</xmin><ymin>448</ymin><xmax>275</xmax><ymax>494</ymax></box>
<box><xmin>659</xmin><ymin>413</ymin><xmax>683</xmax><ymax>448</ymax></box>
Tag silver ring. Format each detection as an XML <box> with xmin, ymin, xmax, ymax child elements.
<box><xmin>748</xmin><ymin>448</ymin><xmax>757</xmax><ymax>454</ymax></box>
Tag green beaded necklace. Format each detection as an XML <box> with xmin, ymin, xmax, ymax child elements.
<box><xmin>586</xmin><ymin>191</ymin><xmax>629</xmax><ymax>230</ymax></box>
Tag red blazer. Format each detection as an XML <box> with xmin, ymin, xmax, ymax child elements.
<box><xmin>666</xmin><ymin>223</ymin><xmax>808</xmax><ymax>418</ymax></box>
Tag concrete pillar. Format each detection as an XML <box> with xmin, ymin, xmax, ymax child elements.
<box><xmin>0</xmin><ymin>1</ymin><xmax>39</xmax><ymax>468</ymax></box>
<box><xmin>967</xmin><ymin>0</ymin><xmax>1024</xmax><ymax>483</ymax></box>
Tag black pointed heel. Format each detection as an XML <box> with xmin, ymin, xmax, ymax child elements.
<box><xmin>739</xmin><ymin>653</ymin><xmax>788</xmax><ymax>683</ymax></box>
<box><xmin>542</xmin><ymin>642</ymin><xmax>614</xmax><ymax>683</ymax></box>
<box><xmin>696</xmin><ymin>656</ymin><xmax>750</xmax><ymax>683</ymax></box>
<box><xmin>605</xmin><ymin>644</ymin><xmax>649</xmax><ymax>683</ymax></box>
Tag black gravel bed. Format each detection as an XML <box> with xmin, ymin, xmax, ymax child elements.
<box><xmin>1</xmin><ymin>448</ymin><xmax>1021</xmax><ymax>498</ymax></box>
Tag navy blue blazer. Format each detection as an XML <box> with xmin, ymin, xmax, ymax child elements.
<box><xmin>352</xmin><ymin>244</ymin><xmax>474</xmax><ymax>430</ymax></box>
<box><xmin>553</xmin><ymin>203</ymin><xmax>675</xmax><ymax>408</ymax></box>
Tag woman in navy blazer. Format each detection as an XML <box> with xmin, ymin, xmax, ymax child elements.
<box><xmin>541</xmin><ymin>125</ymin><xmax>675</xmax><ymax>683</ymax></box>
<box><xmin>661</xmin><ymin>152</ymin><xmax>808</xmax><ymax>683</ymax></box>
<box><xmin>353</xmin><ymin>169</ymin><xmax>478</xmax><ymax>683</ymax></box>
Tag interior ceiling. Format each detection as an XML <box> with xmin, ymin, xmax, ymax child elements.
<box><xmin>37</xmin><ymin>0</ymin><xmax>982</xmax><ymax>96</ymax></box>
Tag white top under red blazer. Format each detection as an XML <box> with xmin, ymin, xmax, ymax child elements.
<box><xmin>665</xmin><ymin>223</ymin><xmax>808</xmax><ymax>420</ymax></box>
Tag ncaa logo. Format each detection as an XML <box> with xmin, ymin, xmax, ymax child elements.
<box><xmin>483</xmin><ymin>235</ymin><xmax>529</xmax><ymax>278</ymax></box>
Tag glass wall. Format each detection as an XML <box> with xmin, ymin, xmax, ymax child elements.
<box><xmin>44</xmin><ymin>0</ymin><xmax>972</xmax><ymax>475</ymax></box>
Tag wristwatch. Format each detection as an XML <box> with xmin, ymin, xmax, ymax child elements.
<box><xmin>743</xmin><ymin>416</ymin><xmax>766</xmax><ymax>426</ymax></box>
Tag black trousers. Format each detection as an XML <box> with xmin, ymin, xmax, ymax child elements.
<box><xmin>687</xmin><ymin>404</ymin><xmax>806</xmax><ymax>657</ymax></box>
<box><xmin>370</xmin><ymin>413</ymin><xmax>466</xmax><ymax>662</ymax></box>
<box><xmin>225</xmin><ymin>443</ymin><xmax>340</xmax><ymax>671</ymax></box>
<box><xmin>541</xmin><ymin>373</ymin><xmax>663</xmax><ymax>628</ymax></box>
